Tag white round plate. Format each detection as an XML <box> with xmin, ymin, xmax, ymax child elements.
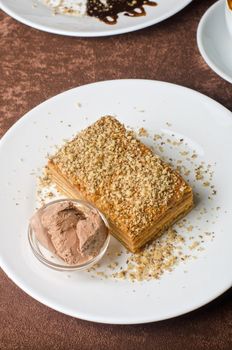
<box><xmin>0</xmin><ymin>0</ymin><xmax>192</xmax><ymax>37</ymax></box>
<box><xmin>197</xmin><ymin>0</ymin><xmax>232</xmax><ymax>84</ymax></box>
<box><xmin>0</xmin><ymin>80</ymin><xmax>232</xmax><ymax>324</ymax></box>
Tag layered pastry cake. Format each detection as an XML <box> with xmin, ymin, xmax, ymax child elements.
<box><xmin>48</xmin><ymin>116</ymin><xmax>193</xmax><ymax>252</ymax></box>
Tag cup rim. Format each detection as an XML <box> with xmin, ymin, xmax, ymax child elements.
<box><xmin>28</xmin><ymin>198</ymin><xmax>110</xmax><ymax>271</ymax></box>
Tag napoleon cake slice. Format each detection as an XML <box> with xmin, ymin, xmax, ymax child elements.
<box><xmin>48</xmin><ymin>116</ymin><xmax>193</xmax><ymax>252</ymax></box>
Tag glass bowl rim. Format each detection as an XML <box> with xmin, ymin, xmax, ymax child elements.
<box><xmin>28</xmin><ymin>198</ymin><xmax>110</xmax><ymax>271</ymax></box>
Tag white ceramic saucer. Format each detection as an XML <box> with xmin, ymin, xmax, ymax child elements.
<box><xmin>197</xmin><ymin>0</ymin><xmax>232</xmax><ymax>84</ymax></box>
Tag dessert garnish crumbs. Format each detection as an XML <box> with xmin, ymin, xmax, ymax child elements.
<box><xmin>38</xmin><ymin>167</ymin><xmax>52</xmax><ymax>187</ymax></box>
<box><xmin>138</xmin><ymin>127</ymin><xmax>148</xmax><ymax>137</ymax></box>
<box><xmin>189</xmin><ymin>241</ymin><xmax>200</xmax><ymax>250</ymax></box>
<box><xmin>111</xmin><ymin>228</ymin><xmax>186</xmax><ymax>281</ymax></box>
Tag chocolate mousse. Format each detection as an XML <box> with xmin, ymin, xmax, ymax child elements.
<box><xmin>30</xmin><ymin>201</ymin><xmax>108</xmax><ymax>265</ymax></box>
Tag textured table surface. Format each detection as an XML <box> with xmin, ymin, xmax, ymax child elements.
<box><xmin>0</xmin><ymin>0</ymin><xmax>232</xmax><ymax>349</ymax></box>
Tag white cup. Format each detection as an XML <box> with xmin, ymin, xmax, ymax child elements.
<box><xmin>225</xmin><ymin>0</ymin><xmax>232</xmax><ymax>36</ymax></box>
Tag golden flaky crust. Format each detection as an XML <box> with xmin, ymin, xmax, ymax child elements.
<box><xmin>48</xmin><ymin>116</ymin><xmax>193</xmax><ymax>252</ymax></box>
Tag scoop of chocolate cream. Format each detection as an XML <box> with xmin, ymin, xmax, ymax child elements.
<box><xmin>30</xmin><ymin>201</ymin><xmax>108</xmax><ymax>265</ymax></box>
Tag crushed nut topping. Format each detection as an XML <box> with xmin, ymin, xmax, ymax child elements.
<box><xmin>51</xmin><ymin>116</ymin><xmax>188</xmax><ymax>238</ymax></box>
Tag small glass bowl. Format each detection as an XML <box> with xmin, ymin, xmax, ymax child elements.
<box><xmin>28</xmin><ymin>198</ymin><xmax>110</xmax><ymax>271</ymax></box>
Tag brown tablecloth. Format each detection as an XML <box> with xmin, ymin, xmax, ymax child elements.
<box><xmin>0</xmin><ymin>0</ymin><xmax>232</xmax><ymax>349</ymax></box>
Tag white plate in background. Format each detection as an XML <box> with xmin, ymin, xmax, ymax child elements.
<box><xmin>0</xmin><ymin>0</ymin><xmax>192</xmax><ymax>37</ymax></box>
<box><xmin>0</xmin><ymin>79</ymin><xmax>231</xmax><ymax>324</ymax></box>
<box><xmin>197</xmin><ymin>0</ymin><xmax>232</xmax><ymax>84</ymax></box>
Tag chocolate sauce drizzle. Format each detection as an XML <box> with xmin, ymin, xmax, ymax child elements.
<box><xmin>87</xmin><ymin>0</ymin><xmax>158</xmax><ymax>25</ymax></box>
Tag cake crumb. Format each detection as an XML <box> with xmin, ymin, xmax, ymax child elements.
<box><xmin>138</xmin><ymin>127</ymin><xmax>148</xmax><ymax>137</ymax></box>
<box><xmin>189</xmin><ymin>241</ymin><xmax>200</xmax><ymax>250</ymax></box>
